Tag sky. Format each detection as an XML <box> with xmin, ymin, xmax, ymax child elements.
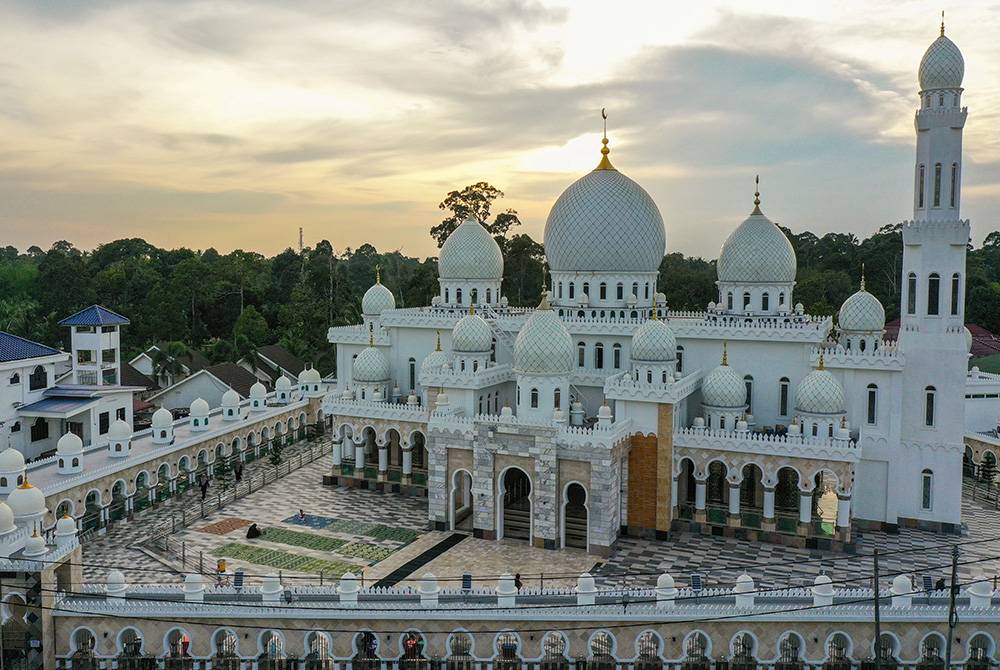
<box><xmin>2</xmin><ymin>1</ymin><xmax>1000</xmax><ymax>261</ymax></box>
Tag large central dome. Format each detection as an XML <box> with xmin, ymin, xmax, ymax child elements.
<box><xmin>544</xmin><ymin>143</ymin><xmax>665</xmax><ymax>274</ymax></box>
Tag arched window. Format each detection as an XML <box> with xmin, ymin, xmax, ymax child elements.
<box><xmin>933</xmin><ymin>163</ymin><xmax>942</xmax><ymax>207</ymax></box>
<box><xmin>8</xmin><ymin>373</ymin><xmax>19</xmax><ymax>385</ymax></box>
<box><xmin>30</xmin><ymin>417</ymin><xmax>48</xmax><ymax>442</ymax></box>
<box><xmin>744</xmin><ymin>376</ymin><xmax>753</xmax><ymax>413</ymax></box>
<box><xmin>727</xmin><ymin>292</ymin><xmax>733</xmax><ymax>311</ymax></box>
<box><xmin>677</xmin><ymin>345</ymin><xmax>684</xmax><ymax>373</ymax></box>
<box><xmin>472</xmin><ymin>360</ymin><xmax>479</xmax><ymax>372</ymax></box>
<box><xmin>486</xmin><ymin>288</ymin><xmax>492</xmax><ymax>304</ymax></box>
<box><xmin>951</xmin><ymin>273</ymin><xmax>960</xmax><ymax>316</ymax></box>
<box><xmin>662</xmin><ymin>371</ymin><xmax>668</xmax><ymax>383</ymax></box>
<box><xmin>557</xmin><ymin>282</ymin><xmax>563</xmax><ymax>299</ymax></box>
<box><xmin>742</xmin><ymin>292</ymin><xmax>751</xmax><ymax>310</ymax></box>
<box><xmin>478</xmin><ymin>396</ymin><xmax>483</xmax><ymax>414</ymax></box>
<box><xmin>554</xmin><ymin>387</ymin><xmax>561</xmax><ymax>410</ymax></box>
<box><xmin>530</xmin><ymin>388</ymin><xmax>539</xmax><ymax>408</ymax></box>
<box><xmin>456</xmin><ymin>288</ymin><xmax>463</xmax><ymax>304</ymax></box>
<box><xmin>470</xmin><ymin>288</ymin><xmax>478</xmax><ymax>304</ymax></box>
<box><xmin>779</xmin><ymin>377</ymin><xmax>789</xmax><ymax>416</ymax></box>
<box><xmin>647</xmin><ymin>370</ymin><xmax>653</xmax><ymax>383</ymax></box>
<box><xmin>460</xmin><ymin>360</ymin><xmax>465</xmax><ymax>372</ymax></box>
<box><xmin>616</xmin><ymin>283</ymin><xmax>624</xmax><ymax>300</ymax></box>
<box><xmin>582</xmin><ymin>282</ymin><xmax>590</xmax><ymax>299</ymax></box>
<box><xmin>516</xmin><ymin>385</ymin><xmax>520</xmax><ymax>405</ymax></box>
<box><xmin>779</xmin><ymin>292</ymin><xmax>785</xmax><ymax>306</ymax></box>
<box><xmin>921</xmin><ymin>469</ymin><xmax>933</xmax><ymax>510</ymax></box>
<box><xmin>613</xmin><ymin>344</ymin><xmax>622</xmax><ymax>369</ymax></box>
<box><xmin>761</xmin><ymin>292</ymin><xmax>769</xmax><ymax>312</ymax></box>
<box><xmin>632</xmin><ymin>282</ymin><xmax>639</xmax><ymax>299</ymax></box>
<box><xmin>444</xmin><ymin>288</ymin><xmax>450</xmax><ymax>303</ymax></box>
<box><xmin>569</xmin><ymin>283</ymin><xmax>575</xmax><ymax>300</ymax></box>
<box><xmin>950</xmin><ymin>163</ymin><xmax>959</xmax><ymax>208</ymax></box>
<box><xmin>491</xmin><ymin>338</ymin><xmax>497</xmax><ymax>363</ymax></box>
<box><xmin>907</xmin><ymin>273</ymin><xmax>917</xmax><ymax>314</ymax></box>
<box><xmin>918</xmin><ymin>164</ymin><xmax>926</xmax><ymax>208</ymax></box>
<box><xmin>644</xmin><ymin>283</ymin><xmax>650</xmax><ymax>299</ymax></box>
<box><xmin>577</xmin><ymin>342</ymin><xmax>586</xmax><ymax>368</ymax></box>
<box><xmin>599</xmin><ymin>283</ymin><xmax>607</xmax><ymax>300</ymax></box>
<box><xmin>928</xmin><ymin>273</ymin><xmax>940</xmax><ymax>315</ymax></box>
<box><xmin>925</xmin><ymin>386</ymin><xmax>936</xmax><ymax>427</ymax></box>
<box><xmin>28</xmin><ymin>365</ymin><xmax>46</xmax><ymax>391</ymax></box>
<box><xmin>867</xmin><ymin>384</ymin><xmax>878</xmax><ymax>425</ymax></box>
<box><xmin>594</xmin><ymin>343</ymin><xmax>604</xmax><ymax>369</ymax></box>
<box><xmin>408</xmin><ymin>358</ymin><xmax>416</xmax><ymax>390</ymax></box>
<box><xmin>72</xmin><ymin>457</ymin><xmax>79</xmax><ymax>467</ymax></box>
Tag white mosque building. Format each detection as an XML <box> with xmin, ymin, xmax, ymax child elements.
<box><xmin>325</xmin><ymin>25</ymin><xmax>976</xmax><ymax>555</ymax></box>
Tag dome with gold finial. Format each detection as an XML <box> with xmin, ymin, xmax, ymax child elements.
<box><xmin>452</xmin><ymin>305</ymin><xmax>493</xmax><ymax>353</ymax></box>
<box><xmin>701</xmin><ymin>344</ymin><xmax>747</xmax><ymax>409</ymax></box>
<box><xmin>513</xmin><ymin>291</ymin><xmax>574</xmax><ymax>375</ymax></box>
<box><xmin>718</xmin><ymin>177</ymin><xmax>797</xmax><ymax>284</ymax></box>
<box><xmin>838</xmin><ymin>270</ymin><xmax>885</xmax><ymax>334</ymax></box>
<box><xmin>439</xmin><ymin>218</ymin><xmax>504</xmax><ymax>281</ymax></box>
<box><xmin>421</xmin><ymin>332</ymin><xmax>450</xmax><ymax>375</ymax></box>
<box><xmin>353</xmin><ymin>332</ymin><xmax>391</xmax><ymax>383</ymax></box>
<box><xmin>631</xmin><ymin>312</ymin><xmax>677</xmax><ymax>362</ymax></box>
<box><xmin>919</xmin><ymin>16</ymin><xmax>964</xmax><ymax>91</ymax></box>
<box><xmin>362</xmin><ymin>266</ymin><xmax>396</xmax><ymax>317</ymax></box>
<box><xmin>544</xmin><ymin>117</ymin><xmax>665</xmax><ymax>274</ymax></box>
<box><xmin>795</xmin><ymin>354</ymin><xmax>846</xmax><ymax>415</ymax></box>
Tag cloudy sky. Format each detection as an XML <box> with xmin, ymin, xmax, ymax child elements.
<box><xmin>2</xmin><ymin>0</ymin><xmax>1000</xmax><ymax>260</ymax></box>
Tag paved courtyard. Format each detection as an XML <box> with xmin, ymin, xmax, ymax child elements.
<box><xmin>82</xmin><ymin>455</ymin><xmax>1000</xmax><ymax>592</ymax></box>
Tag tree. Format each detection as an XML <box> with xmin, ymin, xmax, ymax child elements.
<box><xmin>152</xmin><ymin>341</ymin><xmax>189</xmax><ymax>386</ymax></box>
<box><xmin>234</xmin><ymin>305</ymin><xmax>268</xmax><ymax>347</ymax></box>
<box><xmin>269</xmin><ymin>439</ymin><xmax>284</xmax><ymax>466</ymax></box>
<box><xmin>430</xmin><ymin>182</ymin><xmax>521</xmax><ymax>248</ymax></box>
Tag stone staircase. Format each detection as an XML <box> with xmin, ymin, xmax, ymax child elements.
<box><xmin>503</xmin><ymin>506</ymin><xmax>531</xmax><ymax>541</ymax></box>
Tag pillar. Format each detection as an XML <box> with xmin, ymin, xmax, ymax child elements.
<box><xmin>798</xmin><ymin>490</ymin><xmax>813</xmax><ymax>536</ymax></box>
<box><xmin>693</xmin><ymin>479</ymin><xmax>707</xmax><ymax>524</ymax></box>
<box><xmin>378</xmin><ymin>446</ymin><xmax>388</xmax><ymax>482</ymax></box>
<box><xmin>762</xmin><ymin>486</ymin><xmax>775</xmax><ymax>532</ymax></box>
<box><xmin>354</xmin><ymin>442</ymin><xmax>365</xmax><ymax>470</ymax></box>
<box><xmin>402</xmin><ymin>448</ymin><xmax>413</xmax><ymax>485</ymax></box>
<box><xmin>728</xmin><ymin>482</ymin><xmax>741</xmax><ymax>527</ymax></box>
<box><xmin>332</xmin><ymin>440</ymin><xmax>342</xmax><ymax>469</ymax></box>
<box><xmin>837</xmin><ymin>493</ymin><xmax>852</xmax><ymax>543</ymax></box>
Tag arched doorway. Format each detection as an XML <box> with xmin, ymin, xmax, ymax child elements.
<box><xmin>450</xmin><ymin>470</ymin><xmax>473</xmax><ymax>532</ymax></box>
<box><xmin>163</xmin><ymin>629</ymin><xmax>193</xmax><ymax>670</ymax></box>
<box><xmin>109</xmin><ymin>482</ymin><xmax>127</xmax><ymax>523</ymax></box>
<box><xmin>739</xmin><ymin>464</ymin><xmax>764</xmax><ymax>528</ymax></box>
<box><xmin>499</xmin><ymin>468</ymin><xmax>531</xmax><ymax>541</ymax></box>
<box><xmin>562</xmin><ymin>483</ymin><xmax>588</xmax><ymax>550</ymax></box>
<box><xmin>82</xmin><ymin>491</ymin><xmax>102</xmax><ymax>532</ymax></box>
<box><xmin>1</xmin><ymin>595</ymin><xmax>30</xmax><ymax>668</ymax></box>
<box><xmin>775</xmin><ymin>467</ymin><xmax>800</xmax><ymax>533</ymax></box>
<box><xmin>212</xmin><ymin>630</ymin><xmax>240</xmax><ymax>670</ymax></box>
<box><xmin>812</xmin><ymin>471</ymin><xmax>839</xmax><ymax>537</ymax></box>
<box><xmin>678</xmin><ymin>459</ymin><xmax>696</xmax><ymax>519</ymax></box>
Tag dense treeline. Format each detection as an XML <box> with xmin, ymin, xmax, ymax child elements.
<box><xmin>2</xmin><ymin>195</ymin><xmax>999</xmax><ymax>376</ymax></box>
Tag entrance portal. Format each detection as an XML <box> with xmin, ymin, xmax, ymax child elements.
<box><xmin>500</xmin><ymin>468</ymin><xmax>531</xmax><ymax>541</ymax></box>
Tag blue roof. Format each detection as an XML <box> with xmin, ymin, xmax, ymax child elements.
<box><xmin>19</xmin><ymin>396</ymin><xmax>97</xmax><ymax>416</ymax></box>
<box><xmin>58</xmin><ymin>305</ymin><xmax>130</xmax><ymax>327</ymax></box>
<box><xmin>0</xmin><ymin>331</ymin><xmax>62</xmax><ymax>363</ymax></box>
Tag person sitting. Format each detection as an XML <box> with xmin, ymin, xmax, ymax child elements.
<box><xmin>245</xmin><ymin>523</ymin><xmax>262</xmax><ymax>539</ymax></box>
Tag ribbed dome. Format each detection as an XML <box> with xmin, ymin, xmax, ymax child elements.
<box><xmin>795</xmin><ymin>365</ymin><xmax>846</xmax><ymax>415</ymax></box>
<box><xmin>108</xmin><ymin>419</ymin><xmax>132</xmax><ymax>440</ymax></box>
<box><xmin>544</xmin><ymin>160</ymin><xmax>665</xmax><ymax>273</ymax></box>
<box><xmin>275</xmin><ymin>376</ymin><xmax>291</xmax><ymax>391</ymax></box>
<box><xmin>718</xmin><ymin>209</ymin><xmax>796</xmax><ymax>284</ymax></box>
<box><xmin>221</xmin><ymin>389</ymin><xmax>240</xmax><ymax>406</ymax></box>
<box><xmin>919</xmin><ymin>33</ymin><xmax>964</xmax><ymax>91</ymax></box>
<box><xmin>362</xmin><ymin>280</ymin><xmax>395</xmax><ymax>317</ymax></box>
<box><xmin>57</xmin><ymin>432</ymin><xmax>83</xmax><ymax>455</ymax></box>
<box><xmin>421</xmin><ymin>348</ymin><xmax>449</xmax><ymax>375</ymax></box>
<box><xmin>702</xmin><ymin>363</ymin><xmax>747</xmax><ymax>409</ymax></box>
<box><xmin>299</xmin><ymin>367</ymin><xmax>322</xmax><ymax>383</ymax></box>
<box><xmin>452</xmin><ymin>313</ymin><xmax>493</xmax><ymax>353</ymax></box>
<box><xmin>0</xmin><ymin>448</ymin><xmax>25</xmax><ymax>473</ymax></box>
<box><xmin>353</xmin><ymin>346</ymin><xmax>391</xmax><ymax>383</ymax></box>
<box><xmin>0</xmin><ymin>502</ymin><xmax>15</xmax><ymax>534</ymax></box>
<box><xmin>7</xmin><ymin>482</ymin><xmax>46</xmax><ymax>518</ymax></box>
<box><xmin>190</xmin><ymin>397</ymin><xmax>209</xmax><ymax>417</ymax></box>
<box><xmin>151</xmin><ymin>407</ymin><xmax>173</xmax><ymax>428</ymax></box>
<box><xmin>439</xmin><ymin>218</ymin><xmax>504</xmax><ymax>280</ymax></box>
<box><xmin>249</xmin><ymin>381</ymin><xmax>267</xmax><ymax>398</ymax></box>
<box><xmin>513</xmin><ymin>294</ymin><xmax>573</xmax><ymax>375</ymax></box>
<box><xmin>632</xmin><ymin>318</ymin><xmax>677</xmax><ymax>362</ymax></box>
<box><xmin>838</xmin><ymin>286</ymin><xmax>885</xmax><ymax>333</ymax></box>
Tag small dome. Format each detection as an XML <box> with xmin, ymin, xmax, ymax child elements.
<box><xmin>56</xmin><ymin>432</ymin><xmax>83</xmax><ymax>455</ymax></box>
<box><xmin>632</xmin><ymin>318</ymin><xmax>677</xmax><ymax>362</ymax></box>
<box><xmin>249</xmin><ymin>381</ymin><xmax>267</xmax><ymax>398</ymax></box>
<box><xmin>0</xmin><ymin>448</ymin><xmax>25</xmax><ymax>473</ymax></box>
<box><xmin>734</xmin><ymin>573</ymin><xmax>755</xmax><ymax>593</ymax></box>
<box><xmin>919</xmin><ymin>32</ymin><xmax>964</xmax><ymax>91</ymax></box>
<box><xmin>545</xmin><ymin>160</ymin><xmax>665</xmax><ymax>274</ymax></box>
<box><xmin>362</xmin><ymin>280</ymin><xmax>396</xmax><ymax>317</ymax></box>
<box><xmin>718</xmin><ymin>206</ymin><xmax>796</xmax><ymax>284</ymax></box>
<box><xmin>190</xmin><ymin>397</ymin><xmax>210</xmax><ymax>417</ymax></box>
<box><xmin>108</xmin><ymin>419</ymin><xmax>132</xmax><ymax>441</ymax></box>
<box><xmin>56</xmin><ymin>514</ymin><xmax>77</xmax><ymax>535</ymax></box>
<box><xmin>299</xmin><ymin>367</ymin><xmax>322</xmax><ymax>383</ymax></box>
<box><xmin>702</xmin><ymin>359</ymin><xmax>747</xmax><ymax>409</ymax></box>
<box><xmin>513</xmin><ymin>293</ymin><xmax>573</xmax><ymax>376</ymax></box>
<box><xmin>838</xmin><ymin>285</ymin><xmax>885</xmax><ymax>333</ymax></box>
<box><xmin>275</xmin><ymin>376</ymin><xmax>291</xmax><ymax>391</ymax></box>
<box><xmin>7</xmin><ymin>482</ymin><xmax>47</xmax><ymax>518</ymax></box>
<box><xmin>353</xmin><ymin>346</ymin><xmax>391</xmax><ymax>383</ymax></box>
<box><xmin>421</xmin><ymin>349</ymin><xmax>449</xmax><ymax>375</ymax></box>
<box><xmin>221</xmin><ymin>389</ymin><xmax>240</xmax><ymax>406</ymax></box>
<box><xmin>151</xmin><ymin>407</ymin><xmax>173</xmax><ymax>428</ymax></box>
<box><xmin>0</xmin><ymin>502</ymin><xmax>15</xmax><ymax>534</ymax></box>
<box><xmin>452</xmin><ymin>312</ymin><xmax>493</xmax><ymax>353</ymax></box>
<box><xmin>439</xmin><ymin>218</ymin><xmax>504</xmax><ymax>280</ymax></box>
<box><xmin>795</xmin><ymin>363</ymin><xmax>846</xmax><ymax>415</ymax></box>
<box><xmin>892</xmin><ymin>574</ymin><xmax>912</xmax><ymax>594</ymax></box>
<box><xmin>23</xmin><ymin>532</ymin><xmax>47</xmax><ymax>557</ymax></box>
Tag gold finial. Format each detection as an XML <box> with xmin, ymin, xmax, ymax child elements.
<box><xmin>17</xmin><ymin>478</ymin><xmax>31</xmax><ymax>489</ymax></box>
<box><xmin>435</xmin><ymin>331</ymin><xmax>442</xmax><ymax>351</ymax></box>
<box><xmin>818</xmin><ymin>350</ymin><xmax>825</xmax><ymax>370</ymax></box>
<box><xmin>721</xmin><ymin>342</ymin><xmax>729</xmax><ymax>366</ymax></box>
<box><xmin>940</xmin><ymin>10</ymin><xmax>945</xmax><ymax>36</ymax></box>
<box><xmin>595</xmin><ymin>108</ymin><xmax>616</xmax><ymax>171</ymax></box>
<box><xmin>650</xmin><ymin>305</ymin><xmax>658</xmax><ymax>321</ymax></box>
<box><xmin>375</xmin><ymin>264</ymin><xmax>381</xmax><ymax>284</ymax></box>
<box><xmin>752</xmin><ymin>174</ymin><xmax>762</xmax><ymax>215</ymax></box>
<box><xmin>860</xmin><ymin>263</ymin><xmax>866</xmax><ymax>292</ymax></box>
<box><xmin>368</xmin><ymin>330</ymin><xmax>374</xmax><ymax>347</ymax></box>
<box><xmin>469</xmin><ymin>301</ymin><xmax>475</xmax><ymax>316</ymax></box>
<box><xmin>538</xmin><ymin>289</ymin><xmax>551</xmax><ymax>310</ymax></box>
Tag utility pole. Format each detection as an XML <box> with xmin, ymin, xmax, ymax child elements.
<box><xmin>298</xmin><ymin>227</ymin><xmax>304</xmax><ymax>254</ymax></box>
<box><xmin>873</xmin><ymin>548</ymin><xmax>882</xmax><ymax>670</ymax></box>
<box><xmin>945</xmin><ymin>544</ymin><xmax>959</xmax><ymax>670</ymax></box>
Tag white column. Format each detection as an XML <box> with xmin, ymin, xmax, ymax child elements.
<box><xmin>331</xmin><ymin>441</ymin><xmax>342</xmax><ymax>466</ymax></box>
<box><xmin>402</xmin><ymin>449</ymin><xmax>413</xmax><ymax>475</ymax></box>
<box><xmin>354</xmin><ymin>442</ymin><xmax>365</xmax><ymax>468</ymax></box>
<box><xmin>671</xmin><ymin>476</ymin><xmax>678</xmax><ymax>507</ymax></box>
<box><xmin>728</xmin><ymin>484</ymin><xmax>740</xmax><ymax>516</ymax></box>
<box><xmin>837</xmin><ymin>494</ymin><xmax>852</xmax><ymax>528</ymax></box>
<box><xmin>341</xmin><ymin>439</ymin><xmax>351</xmax><ymax>461</ymax></box>
<box><xmin>799</xmin><ymin>491</ymin><xmax>812</xmax><ymax>524</ymax></box>
<box><xmin>763</xmin><ymin>488</ymin><xmax>775</xmax><ymax>520</ymax></box>
<box><xmin>378</xmin><ymin>447</ymin><xmax>388</xmax><ymax>473</ymax></box>
<box><xmin>694</xmin><ymin>480</ymin><xmax>706</xmax><ymax>511</ymax></box>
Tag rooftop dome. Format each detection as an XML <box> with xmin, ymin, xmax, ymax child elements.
<box><xmin>299</xmin><ymin>367</ymin><xmax>322</xmax><ymax>383</ymax></box>
<box><xmin>362</xmin><ymin>269</ymin><xmax>396</xmax><ymax>316</ymax></box>
<box><xmin>108</xmin><ymin>419</ymin><xmax>132</xmax><ymax>441</ymax></box>
<box><xmin>702</xmin><ymin>347</ymin><xmax>747</xmax><ymax>409</ymax></box>
<box><xmin>795</xmin><ymin>357</ymin><xmax>846</xmax><ymax>415</ymax></box>
<box><xmin>838</xmin><ymin>280</ymin><xmax>885</xmax><ymax>333</ymax></box>
<box><xmin>23</xmin><ymin>531</ymin><xmax>47</xmax><ymax>557</ymax></box>
<box><xmin>353</xmin><ymin>346</ymin><xmax>391</xmax><ymax>383</ymax></box>
<box><xmin>151</xmin><ymin>407</ymin><xmax>172</xmax><ymax>428</ymax></box>
<box><xmin>452</xmin><ymin>311</ymin><xmax>493</xmax><ymax>353</ymax></box>
<box><xmin>55</xmin><ymin>514</ymin><xmax>77</xmax><ymax>535</ymax></box>
<box><xmin>718</xmin><ymin>190</ymin><xmax>796</xmax><ymax>284</ymax></box>
<box><xmin>0</xmin><ymin>502</ymin><xmax>15</xmax><ymax>534</ymax></box>
<box><xmin>631</xmin><ymin>317</ymin><xmax>677</xmax><ymax>362</ymax></box>
<box><xmin>56</xmin><ymin>432</ymin><xmax>83</xmax><ymax>455</ymax></box>
<box><xmin>513</xmin><ymin>292</ymin><xmax>573</xmax><ymax>375</ymax></box>
<box><xmin>275</xmin><ymin>376</ymin><xmax>291</xmax><ymax>391</ymax></box>
<box><xmin>439</xmin><ymin>218</ymin><xmax>504</xmax><ymax>280</ymax></box>
<box><xmin>544</xmin><ymin>138</ymin><xmax>665</xmax><ymax>274</ymax></box>
<box><xmin>249</xmin><ymin>381</ymin><xmax>267</xmax><ymax>398</ymax></box>
<box><xmin>7</xmin><ymin>481</ymin><xmax>46</xmax><ymax>519</ymax></box>
<box><xmin>919</xmin><ymin>25</ymin><xmax>964</xmax><ymax>91</ymax></box>
<box><xmin>221</xmin><ymin>388</ymin><xmax>240</xmax><ymax>406</ymax></box>
<box><xmin>421</xmin><ymin>333</ymin><xmax>449</xmax><ymax>375</ymax></box>
<box><xmin>190</xmin><ymin>397</ymin><xmax>210</xmax><ymax>417</ymax></box>
<box><xmin>0</xmin><ymin>447</ymin><xmax>25</xmax><ymax>473</ymax></box>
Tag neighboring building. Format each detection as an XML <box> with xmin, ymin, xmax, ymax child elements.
<box><xmin>0</xmin><ymin>331</ymin><xmax>69</xmax><ymax>457</ymax></box>
<box><xmin>325</xmin><ymin>24</ymin><xmax>971</xmax><ymax>554</ymax></box>
<box><xmin>129</xmin><ymin>342</ymin><xmax>210</xmax><ymax>388</ymax></box>
<box><xmin>238</xmin><ymin>343</ymin><xmax>306</xmax><ymax>388</ymax></box>
<box><xmin>147</xmin><ymin>362</ymin><xmax>260</xmax><ymax>412</ymax></box>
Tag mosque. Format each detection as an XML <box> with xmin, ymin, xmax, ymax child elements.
<box><xmin>325</xmin><ymin>22</ymin><xmax>977</xmax><ymax>555</ymax></box>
